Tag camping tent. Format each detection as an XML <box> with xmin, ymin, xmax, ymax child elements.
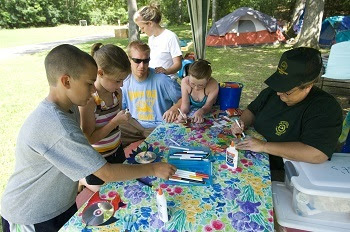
<box><xmin>319</xmin><ymin>16</ymin><xmax>350</xmax><ymax>47</ymax></box>
<box><xmin>206</xmin><ymin>7</ymin><xmax>285</xmax><ymax>47</ymax></box>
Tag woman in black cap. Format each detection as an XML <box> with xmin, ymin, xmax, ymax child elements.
<box><xmin>231</xmin><ymin>47</ymin><xmax>343</xmax><ymax>180</ymax></box>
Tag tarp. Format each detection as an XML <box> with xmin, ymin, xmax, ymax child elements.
<box><xmin>187</xmin><ymin>0</ymin><xmax>210</xmax><ymax>59</ymax></box>
<box><xmin>319</xmin><ymin>16</ymin><xmax>350</xmax><ymax>46</ymax></box>
<box><xmin>206</xmin><ymin>7</ymin><xmax>285</xmax><ymax>47</ymax></box>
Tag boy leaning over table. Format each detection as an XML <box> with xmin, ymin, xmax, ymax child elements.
<box><xmin>231</xmin><ymin>47</ymin><xmax>343</xmax><ymax>181</ymax></box>
<box><xmin>1</xmin><ymin>44</ymin><xmax>176</xmax><ymax>232</ymax></box>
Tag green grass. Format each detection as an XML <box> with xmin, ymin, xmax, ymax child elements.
<box><xmin>0</xmin><ymin>25</ymin><xmax>292</xmax><ymax>229</ymax></box>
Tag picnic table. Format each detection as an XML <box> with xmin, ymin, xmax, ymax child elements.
<box><xmin>60</xmin><ymin>114</ymin><xmax>274</xmax><ymax>232</ymax></box>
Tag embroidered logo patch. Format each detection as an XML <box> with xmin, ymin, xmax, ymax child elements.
<box><xmin>277</xmin><ymin>61</ymin><xmax>288</xmax><ymax>75</ymax></box>
<box><xmin>276</xmin><ymin>121</ymin><xmax>289</xmax><ymax>136</ymax></box>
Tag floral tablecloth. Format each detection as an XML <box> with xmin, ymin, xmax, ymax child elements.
<box><xmin>60</xmin><ymin>117</ymin><xmax>273</xmax><ymax>232</ymax></box>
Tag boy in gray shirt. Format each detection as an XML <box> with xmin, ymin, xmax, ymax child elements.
<box><xmin>1</xmin><ymin>44</ymin><xmax>176</xmax><ymax>232</ymax></box>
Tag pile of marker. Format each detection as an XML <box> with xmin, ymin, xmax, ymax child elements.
<box><xmin>168</xmin><ymin>146</ymin><xmax>209</xmax><ymax>161</ymax></box>
<box><xmin>169</xmin><ymin>169</ymin><xmax>209</xmax><ymax>184</ymax></box>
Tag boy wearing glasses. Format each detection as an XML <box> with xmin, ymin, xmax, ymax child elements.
<box><xmin>120</xmin><ymin>41</ymin><xmax>182</xmax><ymax>147</ymax></box>
<box><xmin>231</xmin><ymin>47</ymin><xmax>342</xmax><ymax>180</ymax></box>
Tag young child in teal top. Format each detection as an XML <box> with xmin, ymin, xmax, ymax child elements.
<box><xmin>177</xmin><ymin>59</ymin><xmax>219</xmax><ymax>123</ymax></box>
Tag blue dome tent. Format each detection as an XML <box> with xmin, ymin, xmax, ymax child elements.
<box><xmin>319</xmin><ymin>16</ymin><xmax>350</xmax><ymax>47</ymax></box>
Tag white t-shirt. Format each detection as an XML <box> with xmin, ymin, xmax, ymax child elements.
<box><xmin>148</xmin><ymin>29</ymin><xmax>182</xmax><ymax>77</ymax></box>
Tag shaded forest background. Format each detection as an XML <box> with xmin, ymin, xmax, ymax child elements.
<box><xmin>1</xmin><ymin>0</ymin><xmax>349</xmax><ymax>29</ymax></box>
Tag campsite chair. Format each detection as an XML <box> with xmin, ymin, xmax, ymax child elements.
<box><xmin>178</xmin><ymin>53</ymin><xmax>195</xmax><ymax>79</ymax></box>
<box><xmin>339</xmin><ymin>111</ymin><xmax>350</xmax><ymax>153</ymax></box>
<box><xmin>320</xmin><ymin>41</ymin><xmax>350</xmax><ymax>97</ymax></box>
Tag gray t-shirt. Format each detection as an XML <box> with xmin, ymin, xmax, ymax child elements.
<box><xmin>1</xmin><ymin>99</ymin><xmax>107</xmax><ymax>224</ymax></box>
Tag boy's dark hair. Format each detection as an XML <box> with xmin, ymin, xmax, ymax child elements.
<box><xmin>91</xmin><ymin>43</ymin><xmax>131</xmax><ymax>77</ymax></box>
<box><xmin>45</xmin><ymin>44</ymin><xmax>97</xmax><ymax>86</ymax></box>
<box><xmin>127</xmin><ymin>40</ymin><xmax>151</xmax><ymax>57</ymax></box>
<box><xmin>188</xmin><ymin>59</ymin><xmax>212</xmax><ymax>80</ymax></box>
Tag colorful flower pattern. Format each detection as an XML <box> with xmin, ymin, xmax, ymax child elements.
<box><xmin>61</xmin><ymin>118</ymin><xmax>273</xmax><ymax>232</ymax></box>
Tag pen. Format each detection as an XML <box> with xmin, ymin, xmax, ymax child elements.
<box><xmin>234</xmin><ymin>119</ymin><xmax>246</xmax><ymax>138</ymax></box>
<box><xmin>177</xmin><ymin>108</ymin><xmax>187</xmax><ymax>123</ymax></box>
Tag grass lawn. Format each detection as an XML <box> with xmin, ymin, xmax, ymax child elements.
<box><xmin>0</xmin><ymin>24</ymin><xmax>346</xmax><ymax>230</ymax></box>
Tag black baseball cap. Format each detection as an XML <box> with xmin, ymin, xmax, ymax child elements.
<box><xmin>265</xmin><ymin>47</ymin><xmax>322</xmax><ymax>92</ymax></box>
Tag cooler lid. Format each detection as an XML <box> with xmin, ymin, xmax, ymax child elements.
<box><xmin>272</xmin><ymin>182</ymin><xmax>350</xmax><ymax>232</ymax></box>
<box><xmin>289</xmin><ymin>153</ymin><xmax>350</xmax><ymax>197</ymax></box>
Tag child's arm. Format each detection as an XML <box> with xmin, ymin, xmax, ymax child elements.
<box><xmin>79</xmin><ymin>98</ymin><xmax>130</xmax><ymax>144</ymax></box>
<box><xmin>180</xmin><ymin>77</ymin><xmax>191</xmax><ymax>114</ymax></box>
<box><xmin>94</xmin><ymin>162</ymin><xmax>177</xmax><ymax>181</ymax></box>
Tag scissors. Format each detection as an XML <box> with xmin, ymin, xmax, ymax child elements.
<box><xmin>123</xmin><ymin>214</ymin><xmax>138</xmax><ymax>232</ymax></box>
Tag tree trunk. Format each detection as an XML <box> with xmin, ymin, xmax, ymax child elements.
<box><xmin>285</xmin><ymin>0</ymin><xmax>306</xmax><ymax>39</ymax></box>
<box><xmin>290</xmin><ymin>0</ymin><xmax>306</xmax><ymax>27</ymax></box>
<box><xmin>127</xmin><ymin>0</ymin><xmax>139</xmax><ymax>42</ymax></box>
<box><xmin>212</xmin><ymin>0</ymin><xmax>217</xmax><ymax>24</ymax></box>
<box><xmin>178</xmin><ymin>0</ymin><xmax>182</xmax><ymax>24</ymax></box>
<box><xmin>294</xmin><ymin>0</ymin><xmax>324</xmax><ymax>48</ymax></box>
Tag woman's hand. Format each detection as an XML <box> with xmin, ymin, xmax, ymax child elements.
<box><xmin>235</xmin><ymin>137</ymin><xmax>266</xmax><ymax>153</ymax></box>
<box><xmin>231</xmin><ymin>119</ymin><xmax>245</xmax><ymax>138</ymax></box>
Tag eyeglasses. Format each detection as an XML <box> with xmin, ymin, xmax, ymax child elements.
<box><xmin>282</xmin><ymin>88</ymin><xmax>299</xmax><ymax>96</ymax></box>
<box><xmin>131</xmin><ymin>58</ymin><xmax>150</xmax><ymax>64</ymax></box>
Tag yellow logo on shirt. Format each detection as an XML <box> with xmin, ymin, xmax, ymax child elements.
<box><xmin>128</xmin><ymin>90</ymin><xmax>157</xmax><ymax>120</ymax></box>
<box><xmin>276</xmin><ymin>121</ymin><xmax>289</xmax><ymax>136</ymax></box>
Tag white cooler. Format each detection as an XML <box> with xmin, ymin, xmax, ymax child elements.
<box><xmin>272</xmin><ymin>153</ymin><xmax>350</xmax><ymax>232</ymax></box>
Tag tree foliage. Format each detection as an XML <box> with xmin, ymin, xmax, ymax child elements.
<box><xmin>0</xmin><ymin>0</ymin><xmax>349</xmax><ymax>29</ymax></box>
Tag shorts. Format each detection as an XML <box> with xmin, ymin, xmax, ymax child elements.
<box><xmin>85</xmin><ymin>145</ymin><xmax>126</xmax><ymax>185</ymax></box>
<box><xmin>1</xmin><ymin>203</ymin><xmax>77</xmax><ymax>232</ymax></box>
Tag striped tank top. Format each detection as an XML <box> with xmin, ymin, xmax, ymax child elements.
<box><xmin>92</xmin><ymin>91</ymin><xmax>122</xmax><ymax>157</ymax></box>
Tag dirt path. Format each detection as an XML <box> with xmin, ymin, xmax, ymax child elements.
<box><xmin>0</xmin><ymin>32</ymin><xmax>114</xmax><ymax>60</ymax></box>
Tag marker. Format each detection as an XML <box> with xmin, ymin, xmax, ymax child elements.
<box><xmin>172</xmin><ymin>174</ymin><xmax>204</xmax><ymax>181</ymax></box>
<box><xmin>169</xmin><ymin>138</ymin><xmax>181</xmax><ymax>146</ymax></box>
<box><xmin>170</xmin><ymin>176</ymin><xmax>205</xmax><ymax>184</ymax></box>
<box><xmin>169</xmin><ymin>145</ymin><xmax>189</xmax><ymax>151</ymax></box>
<box><xmin>136</xmin><ymin>178</ymin><xmax>153</xmax><ymax>188</ymax></box>
<box><xmin>169</xmin><ymin>156</ymin><xmax>203</xmax><ymax>161</ymax></box>
<box><xmin>182</xmin><ymin>150</ymin><xmax>208</xmax><ymax>154</ymax></box>
<box><xmin>177</xmin><ymin>108</ymin><xmax>187</xmax><ymax>123</ymax></box>
<box><xmin>125</xmin><ymin>108</ymin><xmax>130</xmax><ymax>114</ymax></box>
<box><xmin>234</xmin><ymin>119</ymin><xmax>246</xmax><ymax>138</ymax></box>
<box><xmin>175</xmin><ymin>169</ymin><xmax>209</xmax><ymax>178</ymax></box>
<box><xmin>171</xmin><ymin>154</ymin><xmax>204</xmax><ymax>158</ymax></box>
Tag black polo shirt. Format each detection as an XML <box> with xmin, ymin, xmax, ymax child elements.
<box><xmin>248</xmin><ymin>86</ymin><xmax>343</xmax><ymax>170</ymax></box>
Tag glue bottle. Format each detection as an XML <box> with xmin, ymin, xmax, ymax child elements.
<box><xmin>156</xmin><ymin>188</ymin><xmax>168</xmax><ymax>222</ymax></box>
<box><xmin>226</xmin><ymin>141</ymin><xmax>238</xmax><ymax>169</ymax></box>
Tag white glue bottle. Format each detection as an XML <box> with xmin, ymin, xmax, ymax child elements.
<box><xmin>226</xmin><ymin>141</ymin><xmax>238</xmax><ymax>169</ymax></box>
<box><xmin>156</xmin><ymin>188</ymin><xmax>168</xmax><ymax>222</ymax></box>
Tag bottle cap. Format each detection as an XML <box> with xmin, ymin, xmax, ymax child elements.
<box><xmin>158</xmin><ymin>188</ymin><xmax>163</xmax><ymax>195</ymax></box>
<box><xmin>231</xmin><ymin>141</ymin><xmax>235</xmax><ymax>147</ymax></box>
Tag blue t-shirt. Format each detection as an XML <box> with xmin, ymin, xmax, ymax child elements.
<box><xmin>122</xmin><ymin>68</ymin><xmax>181</xmax><ymax>128</ymax></box>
